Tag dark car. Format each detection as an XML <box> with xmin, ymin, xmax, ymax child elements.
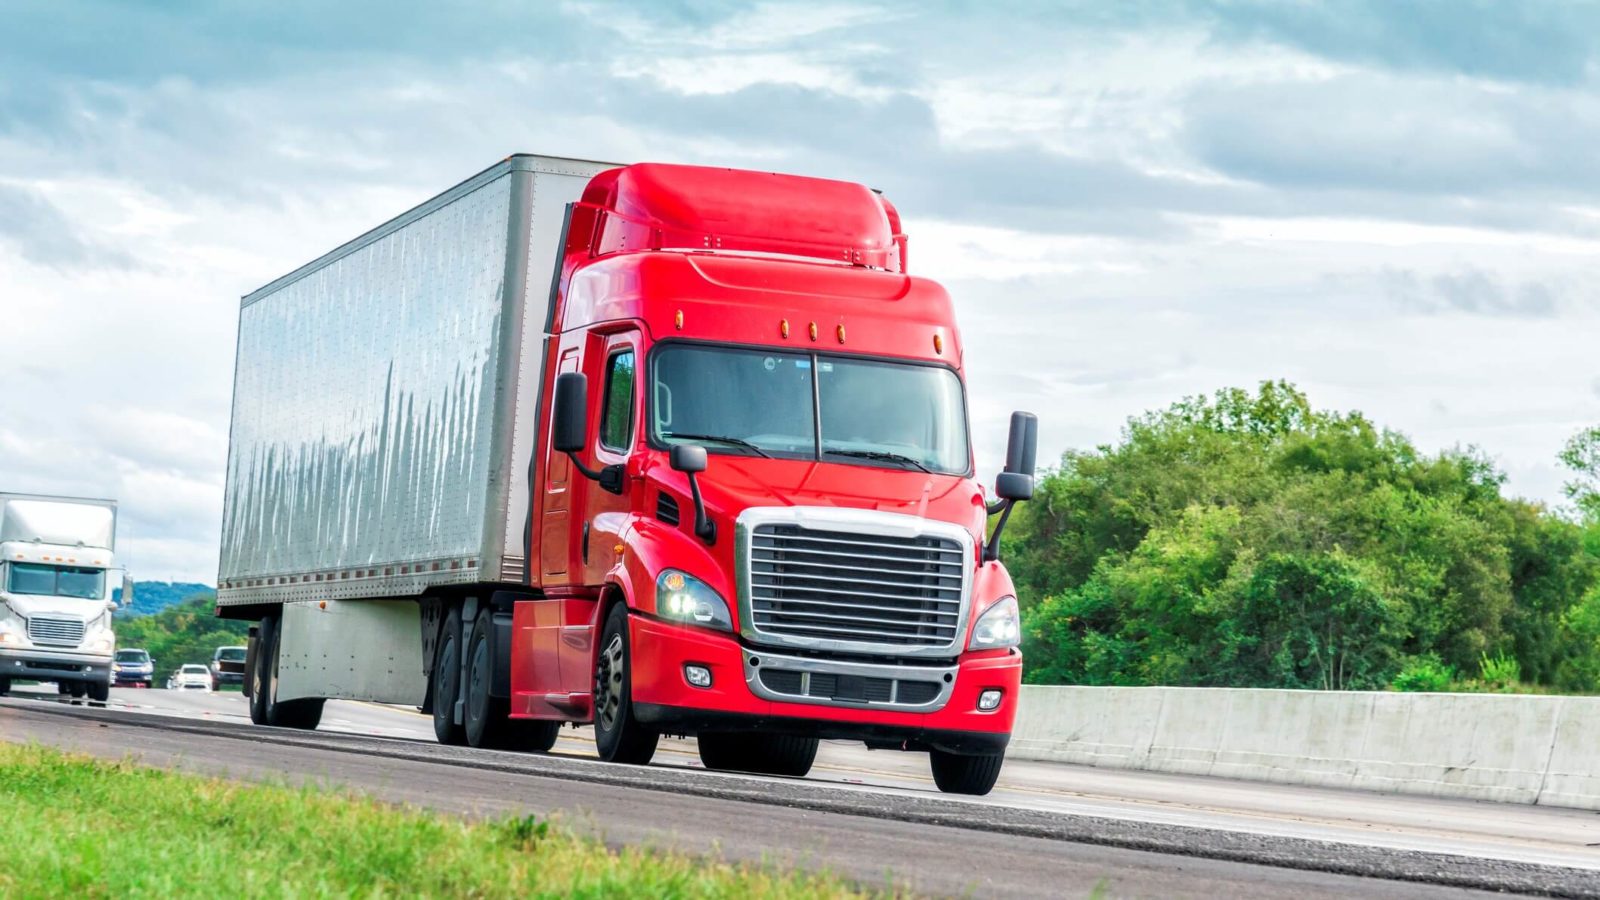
<box><xmin>210</xmin><ymin>645</ymin><xmax>247</xmax><ymax>690</ymax></box>
<box><xmin>113</xmin><ymin>648</ymin><xmax>155</xmax><ymax>687</ymax></box>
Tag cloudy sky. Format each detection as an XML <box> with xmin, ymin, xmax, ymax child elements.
<box><xmin>3</xmin><ymin>1</ymin><xmax>1598</xmax><ymax>583</ymax></box>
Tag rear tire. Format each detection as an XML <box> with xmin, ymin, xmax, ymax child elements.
<box><xmin>929</xmin><ymin>749</ymin><xmax>1004</xmax><ymax>795</ymax></box>
<box><xmin>697</xmin><ymin>733</ymin><xmax>818</xmax><ymax>777</ymax></box>
<box><xmin>0</xmin><ymin>676</ymin><xmax>10</xmax><ymax>695</ymax></box>
<box><xmin>88</xmin><ymin>680</ymin><xmax>109</xmax><ymax>703</ymax></box>
<box><xmin>432</xmin><ymin>607</ymin><xmax>466</xmax><ymax>746</ymax></box>
<box><xmin>249</xmin><ymin>617</ymin><xmax>275</xmax><ymax>725</ymax></box>
<box><xmin>593</xmin><ymin>604</ymin><xmax>658</xmax><ymax>765</ymax></box>
<box><xmin>248</xmin><ymin>614</ymin><xmax>323</xmax><ymax>729</ymax></box>
<box><xmin>465</xmin><ymin>608</ymin><xmax>519</xmax><ymax>750</ymax></box>
<box><xmin>513</xmin><ymin>719</ymin><xmax>562</xmax><ymax>753</ymax></box>
<box><xmin>274</xmin><ymin>695</ymin><xmax>325</xmax><ymax>730</ymax></box>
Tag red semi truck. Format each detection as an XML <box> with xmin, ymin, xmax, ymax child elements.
<box><xmin>217</xmin><ymin>154</ymin><xmax>1036</xmax><ymax>794</ymax></box>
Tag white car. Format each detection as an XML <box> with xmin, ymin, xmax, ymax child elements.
<box><xmin>170</xmin><ymin>664</ymin><xmax>211</xmax><ymax>691</ymax></box>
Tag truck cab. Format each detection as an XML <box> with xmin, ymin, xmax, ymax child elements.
<box><xmin>533</xmin><ymin>165</ymin><xmax>1035</xmax><ymax>792</ymax></box>
<box><xmin>0</xmin><ymin>493</ymin><xmax>123</xmax><ymax>701</ymax></box>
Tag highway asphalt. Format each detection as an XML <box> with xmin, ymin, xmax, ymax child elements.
<box><xmin>3</xmin><ymin>685</ymin><xmax>1598</xmax><ymax>897</ymax></box>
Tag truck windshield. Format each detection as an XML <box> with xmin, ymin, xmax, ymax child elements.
<box><xmin>6</xmin><ymin>563</ymin><xmax>105</xmax><ymax>600</ymax></box>
<box><xmin>651</xmin><ymin>345</ymin><xmax>970</xmax><ymax>475</ymax></box>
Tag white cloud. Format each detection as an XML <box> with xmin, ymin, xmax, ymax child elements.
<box><xmin>3</xmin><ymin>0</ymin><xmax>1599</xmax><ymax>584</ymax></box>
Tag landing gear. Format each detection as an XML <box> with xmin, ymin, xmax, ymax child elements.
<box><xmin>593</xmin><ymin>604</ymin><xmax>657</xmax><ymax>765</ymax></box>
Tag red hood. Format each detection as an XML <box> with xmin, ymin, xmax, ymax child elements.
<box><xmin>684</xmin><ymin>456</ymin><xmax>988</xmax><ymax>541</ymax></box>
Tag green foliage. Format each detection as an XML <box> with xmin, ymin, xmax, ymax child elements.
<box><xmin>1012</xmin><ymin>381</ymin><xmax>1600</xmax><ymax>694</ymax></box>
<box><xmin>114</xmin><ymin>591</ymin><xmax>247</xmax><ymax>681</ymax></box>
<box><xmin>1560</xmin><ymin>426</ymin><xmax>1600</xmax><ymax>522</ymax></box>
<box><xmin>1391</xmin><ymin>655</ymin><xmax>1455</xmax><ymax>692</ymax></box>
<box><xmin>1478</xmin><ymin>650</ymin><xmax>1522</xmax><ymax>689</ymax></box>
<box><xmin>0</xmin><ymin>743</ymin><xmax>867</xmax><ymax>898</ymax></box>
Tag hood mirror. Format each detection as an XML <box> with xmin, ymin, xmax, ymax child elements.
<box><xmin>670</xmin><ymin>444</ymin><xmax>715</xmax><ymax>544</ymax></box>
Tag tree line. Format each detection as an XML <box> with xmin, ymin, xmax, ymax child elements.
<box><xmin>1006</xmin><ymin>382</ymin><xmax>1600</xmax><ymax>694</ymax></box>
<box><xmin>115</xmin><ymin>592</ymin><xmax>248</xmax><ymax>682</ymax></box>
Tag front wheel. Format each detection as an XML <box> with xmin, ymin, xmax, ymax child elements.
<box><xmin>929</xmin><ymin>749</ymin><xmax>1004</xmax><ymax>795</ymax></box>
<box><xmin>68</xmin><ymin>681</ymin><xmax>87</xmax><ymax>699</ymax></box>
<box><xmin>698</xmin><ymin>733</ymin><xmax>818</xmax><ymax>777</ymax></box>
<box><xmin>0</xmin><ymin>676</ymin><xmax>10</xmax><ymax>695</ymax></box>
<box><xmin>87</xmin><ymin>680</ymin><xmax>109</xmax><ymax>703</ymax></box>
<box><xmin>593</xmin><ymin>604</ymin><xmax>658</xmax><ymax>765</ymax></box>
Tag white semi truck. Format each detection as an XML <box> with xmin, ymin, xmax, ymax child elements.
<box><xmin>0</xmin><ymin>492</ymin><xmax>128</xmax><ymax>700</ymax></box>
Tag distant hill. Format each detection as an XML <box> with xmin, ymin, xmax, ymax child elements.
<box><xmin>114</xmin><ymin>581</ymin><xmax>214</xmax><ymax>617</ymax></box>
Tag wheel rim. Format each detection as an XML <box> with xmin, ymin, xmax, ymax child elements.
<box><xmin>435</xmin><ymin>636</ymin><xmax>455</xmax><ymax>712</ymax></box>
<box><xmin>596</xmin><ymin>633</ymin><xmax>625</xmax><ymax>732</ymax></box>
<box><xmin>467</xmin><ymin>635</ymin><xmax>489</xmax><ymax>726</ymax></box>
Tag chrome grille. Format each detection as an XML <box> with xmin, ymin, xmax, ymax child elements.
<box><xmin>27</xmin><ymin>615</ymin><xmax>86</xmax><ymax>647</ymax></box>
<box><xmin>748</xmin><ymin>523</ymin><xmax>966</xmax><ymax>648</ymax></box>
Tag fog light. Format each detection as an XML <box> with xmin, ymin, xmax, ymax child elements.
<box><xmin>977</xmin><ymin>689</ymin><xmax>1003</xmax><ymax>711</ymax></box>
<box><xmin>684</xmin><ymin>665</ymin><xmax>712</xmax><ymax>688</ymax></box>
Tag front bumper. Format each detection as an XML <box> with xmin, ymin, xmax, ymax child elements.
<box><xmin>628</xmin><ymin>615</ymin><xmax>1021</xmax><ymax>755</ymax></box>
<box><xmin>113</xmin><ymin>670</ymin><xmax>154</xmax><ymax>685</ymax></box>
<box><xmin>1</xmin><ymin>647</ymin><xmax>112</xmax><ymax>683</ymax></box>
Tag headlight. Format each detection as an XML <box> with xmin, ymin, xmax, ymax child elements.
<box><xmin>87</xmin><ymin>637</ymin><xmax>113</xmax><ymax>654</ymax></box>
<box><xmin>968</xmin><ymin>596</ymin><xmax>1021</xmax><ymax>650</ymax></box>
<box><xmin>655</xmin><ymin>569</ymin><xmax>733</xmax><ymax>632</ymax></box>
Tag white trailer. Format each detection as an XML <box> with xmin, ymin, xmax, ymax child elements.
<box><xmin>0</xmin><ymin>492</ymin><xmax>127</xmax><ymax>700</ymax></box>
<box><xmin>216</xmin><ymin>155</ymin><xmax>613</xmax><ymax>725</ymax></box>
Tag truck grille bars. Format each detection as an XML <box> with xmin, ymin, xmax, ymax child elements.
<box><xmin>738</xmin><ymin>509</ymin><xmax>973</xmax><ymax>657</ymax></box>
<box><xmin>27</xmin><ymin>615</ymin><xmax>86</xmax><ymax>647</ymax></box>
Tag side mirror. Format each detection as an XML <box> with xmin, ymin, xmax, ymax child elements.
<box><xmin>552</xmin><ymin>372</ymin><xmax>588</xmax><ymax>453</ymax></box>
<box><xmin>985</xmin><ymin>410</ymin><xmax>1038</xmax><ymax>561</ymax></box>
<box><xmin>668</xmin><ymin>443</ymin><xmax>714</xmax><ymax>544</ymax></box>
<box><xmin>670</xmin><ymin>444</ymin><xmax>707</xmax><ymax>474</ymax></box>
<box><xmin>1004</xmin><ymin>410</ymin><xmax>1038</xmax><ymax>477</ymax></box>
<box><xmin>120</xmin><ymin>575</ymin><xmax>135</xmax><ymax>609</ymax></box>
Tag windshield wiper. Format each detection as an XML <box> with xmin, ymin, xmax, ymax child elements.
<box><xmin>825</xmin><ymin>449</ymin><xmax>932</xmax><ymax>473</ymax></box>
<box><xmin>664</xmin><ymin>433</ymin><xmax>771</xmax><ymax>458</ymax></box>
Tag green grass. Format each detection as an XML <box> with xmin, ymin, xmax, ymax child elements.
<box><xmin>0</xmin><ymin>743</ymin><xmax>875</xmax><ymax>899</ymax></box>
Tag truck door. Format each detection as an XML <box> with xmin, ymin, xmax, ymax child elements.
<box><xmin>557</xmin><ymin>331</ymin><xmax>639</xmax><ymax>697</ymax></box>
<box><xmin>579</xmin><ymin>332</ymin><xmax>639</xmax><ymax>585</ymax></box>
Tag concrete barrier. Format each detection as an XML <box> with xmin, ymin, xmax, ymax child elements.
<box><xmin>1009</xmin><ymin>685</ymin><xmax>1600</xmax><ymax>810</ymax></box>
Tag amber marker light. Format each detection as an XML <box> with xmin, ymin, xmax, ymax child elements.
<box><xmin>934</xmin><ymin>333</ymin><xmax>944</xmax><ymax>354</ymax></box>
<box><xmin>674</xmin><ymin>310</ymin><xmax>684</xmax><ymax>330</ymax></box>
<box><xmin>780</xmin><ymin>319</ymin><xmax>790</xmax><ymax>338</ymax></box>
<box><xmin>663</xmin><ymin>571</ymin><xmax>686</xmax><ymax>592</ymax></box>
<box><xmin>836</xmin><ymin>324</ymin><xmax>846</xmax><ymax>343</ymax></box>
<box><xmin>809</xmin><ymin>321</ymin><xmax>819</xmax><ymax>341</ymax></box>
